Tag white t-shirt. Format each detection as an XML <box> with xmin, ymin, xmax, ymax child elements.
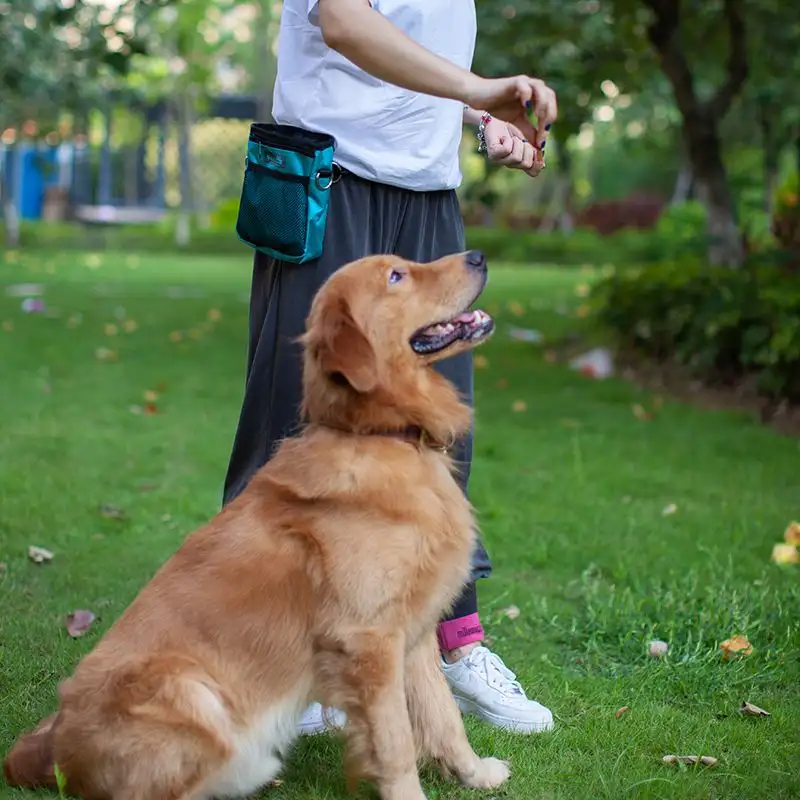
<box><xmin>272</xmin><ymin>0</ymin><xmax>477</xmax><ymax>192</ymax></box>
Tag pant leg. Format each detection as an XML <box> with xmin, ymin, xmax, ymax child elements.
<box><xmin>223</xmin><ymin>174</ymin><xmax>410</xmax><ymax>503</ymax></box>
<box><xmin>393</xmin><ymin>190</ymin><xmax>493</xmax><ymax>586</ymax></box>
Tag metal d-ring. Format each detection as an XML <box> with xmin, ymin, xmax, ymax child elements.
<box><xmin>314</xmin><ymin>163</ymin><xmax>343</xmax><ymax>191</ymax></box>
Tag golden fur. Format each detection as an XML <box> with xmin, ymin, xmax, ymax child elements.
<box><xmin>4</xmin><ymin>251</ymin><xmax>508</xmax><ymax>800</ymax></box>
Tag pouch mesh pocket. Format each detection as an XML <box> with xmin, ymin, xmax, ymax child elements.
<box><xmin>236</xmin><ymin>163</ymin><xmax>309</xmax><ymax>259</ymax></box>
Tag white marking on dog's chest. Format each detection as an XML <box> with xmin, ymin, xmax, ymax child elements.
<box><xmin>199</xmin><ymin>694</ymin><xmax>306</xmax><ymax>799</ymax></box>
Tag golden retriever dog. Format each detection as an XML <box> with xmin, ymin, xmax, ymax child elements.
<box><xmin>4</xmin><ymin>250</ymin><xmax>507</xmax><ymax>800</ymax></box>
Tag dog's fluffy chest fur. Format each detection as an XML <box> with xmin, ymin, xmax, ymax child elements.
<box><xmin>258</xmin><ymin>430</ymin><xmax>477</xmax><ymax>640</ymax></box>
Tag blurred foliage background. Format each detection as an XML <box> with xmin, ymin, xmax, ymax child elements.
<box><xmin>1</xmin><ymin>0</ymin><xmax>799</xmax><ymax>404</ymax></box>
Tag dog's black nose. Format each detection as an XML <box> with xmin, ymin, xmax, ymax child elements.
<box><xmin>465</xmin><ymin>250</ymin><xmax>486</xmax><ymax>270</ymax></box>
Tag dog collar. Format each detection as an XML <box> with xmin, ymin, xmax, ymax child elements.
<box><xmin>315</xmin><ymin>423</ymin><xmax>453</xmax><ymax>454</ymax></box>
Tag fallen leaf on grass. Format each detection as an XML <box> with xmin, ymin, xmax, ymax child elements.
<box><xmin>104</xmin><ymin>323</ymin><xmax>118</xmax><ymax>336</ymax></box>
<box><xmin>21</xmin><ymin>297</ymin><xmax>45</xmax><ymax>313</ymax></box>
<box><xmin>740</xmin><ymin>701</ymin><xmax>770</xmax><ymax>717</ymax></box>
<box><xmin>143</xmin><ymin>403</ymin><xmax>159</xmax><ymax>415</ymax></box>
<box><xmin>784</xmin><ymin>521</ymin><xmax>800</xmax><ymax>545</ymax></box>
<box><xmin>632</xmin><ymin>403</ymin><xmax>653</xmax><ymax>421</ymax></box>
<box><xmin>662</xmin><ymin>755</ymin><xmax>718</xmax><ymax>767</ymax></box>
<box><xmin>2</xmin><ymin>320</ymin><xmax>14</xmax><ymax>332</ymax></box>
<box><xmin>169</xmin><ymin>331</ymin><xmax>183</xmax><ymax>342</ymax></box>
<box><xmin>65</xmin><ymin>610</ymin><xmax>96</xmax><ymax>638</ymax></box>
<box><xmin>648</xmin><ymin>640</ymin><xmax>669</xmax><ymax>658</ymax></box>
<box><xmin>67</xmin><ymin>313</ymin><xmax>83</xmax><ymax>328</ymax></box>
<box><xmin>473</xmin><ymin>354</ymin><xmax>489</xmax><ymax>369</ymax></box>
<box><xmin>771</xmin><ymin>543</ymin><xmax>799</xmax><ymax>565</ymax></box>
<box><xmin>559</xmin><ymin>418</ymin><xmax>582</xmax><ymax>428</ymax></box>
<box><xmin>28</xmin><ymin>545</ymin><xmax>54</xmax><ymax>564</ymax></box>
<box><xmin>544</xmin><ymin>349</ymin><xmax>558</xmax><ymax>363</ymax></box>
<box><xmin>95</xmin><ymin>347</ymin><xmax>118</xmax><ymax>362</ymax></box>
<box><xmin>144</xmin><ymin>389</ymin><xmax>159</xmax><ymax>403</ymax></box>
<box><xmin>84</xmin><ymin>254</ymin><xmax>103</xmax><ymax>269</ymax></box>
<box><xmin>574</xmin><ymin>304</ymin><xmax>590</xmax><ymax>318</ymax></box>
<box><xmin>662</xmin><ymin>503</ymin><xmax>677</xmax><ymax>516</ymax></box>
<box><xmin>615</xmin><ymin>706</ymin><xmax>629</xmax><ymax>719</ymax></box>
<box><xmin>497</xmin><ymin>378</ymin><xmax>509</xmax><ymax>389</ymax></box>
<box><xmin>5</xmin><ymin>283</ymin><xmax>43</xmax><ymax>297</ymax></box>
<box><xmin>98</xmin><ymin>504</ymin><xmax>126</xmax><ymax>520</ymax></box>
<box><xmin>123</xmin><ymin>319</ymin><xmax>138</xmax><ymax>333</ymax></box>
<box><xmin>508</xmin><ymin>327</ymin><xmax>543</xmax><ymax>343</ymax></box>
<box><xmin>720</xmin><ymin>635</ymin><xmax>752</xmax><ymax>660</ymax></box>
<box><xmin>502</xmin><ymin>605</ymin><xmax>521</xmax><ymax>620</ymax></box>
<box><xmin>507</xmin><ymin>301</ymin><xmax>525</xmax><ymax>317</ymax></box>
<box><xmin>512</xmin><ymin>400</ymin><xmax>527</xmax><ymax>412</ymax></box>
<box><xmin>189</xmin><ymin>328</ymin><xmax>203</xmax><ymax>340</ymax></box>
<box><xmin>575</xmin><ymin>282</ymin><xmax>590</xmax><ymax>297</ymax></box>
<box><xmin>208</xmin><ymin>308</ymin><xmax>222</xmax><ymax>322</ymax></box>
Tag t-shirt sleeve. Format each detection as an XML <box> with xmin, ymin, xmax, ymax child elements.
<box><xmin>308</xmin><ymin>0</ymin><xmax>375</xmax><ymax>28</ymax></box>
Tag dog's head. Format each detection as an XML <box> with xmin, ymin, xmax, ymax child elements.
<box><xmin>301</xmin><ymin>251</ymin><xmax>494</xmax><ymax>445</ymax></box>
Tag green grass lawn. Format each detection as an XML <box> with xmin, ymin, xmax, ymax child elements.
<box><xmin>1</xmin><ymin>249</ymin><xmax>798</xmax><ymax>800</ymax></box>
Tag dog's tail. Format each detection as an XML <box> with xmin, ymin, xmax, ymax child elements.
<box><xmin>3</xmin><ymin>713</ymin><xmax>59</xmax><ymax>789</ymax></box>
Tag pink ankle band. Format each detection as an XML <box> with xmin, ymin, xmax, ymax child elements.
<box><xmin>437</xmin><ymin>613</ymin><xmax>484</xmax><ymax>651</ymax></box>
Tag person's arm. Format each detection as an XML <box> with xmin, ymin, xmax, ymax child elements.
<box><xmin>316</xmin><ymin>0</ymin><xmax>558</xmax><ymax>146</ymax></box>
<box><xmin>318</xmin><ymin>0</ymin><xmax>478</xmax><ymax>104</ymax></box>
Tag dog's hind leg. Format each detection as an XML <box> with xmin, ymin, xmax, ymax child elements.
<box><xmin>57</xmin><ymin>658</ymin><xmax>234</xmax><ymax>800</ymax></box>
<box><xmin>316</xmin><ymin>630</ymin><xmax>426</xmax><ymax>800</ymax></box>
<box><xmin>405</xmin><ymin>633</ymin><xmax>510</xmax><ymax>789</ymax></box>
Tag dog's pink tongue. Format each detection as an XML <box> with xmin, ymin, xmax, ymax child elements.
<box><xmin>454</xmin><ymin>311</ymin><xmax>478</xmax><ymax>324</ymax></box>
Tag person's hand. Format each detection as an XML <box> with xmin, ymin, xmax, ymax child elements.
<box><xmin>482</xmin><ymin>118</ymin><xmax>546</xmax><ymax>177</ymax></box>
<box><xmin>463</xmin><ymin>75</ymin><xmax>557</xmax><ymax>150</ymax></box>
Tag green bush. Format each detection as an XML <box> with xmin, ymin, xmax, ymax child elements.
<box><xmin>653</xmin><ymin>200</ymin><xmax>707</xmax><ymax>243</ymax></box>
<box><xmin>590</xmin><ymin>261</ymin><xmax>800</xmax><ymax>402</ymax></box>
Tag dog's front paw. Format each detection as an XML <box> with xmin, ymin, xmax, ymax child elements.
<box><xmin>461</xmin><ymin>756</ymin><xmax>510</xmax><ymax>789</ymax></box>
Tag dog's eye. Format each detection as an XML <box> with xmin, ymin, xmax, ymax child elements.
<box><xmin>388</xmin><ymin>270</ymin><xmax>405</xmax><ymax>286</ymax></box>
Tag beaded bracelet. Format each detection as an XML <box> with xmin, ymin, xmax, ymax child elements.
<box><xmin>476</xmin><ymin>112</ymin><xmax>492</xmax><ymax>154</ymax></box>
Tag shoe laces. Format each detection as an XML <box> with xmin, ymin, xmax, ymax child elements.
<box><xmin>464</xmin><ymin>646</ymin><xmax>526</xmax><ymax>697</ymax></box>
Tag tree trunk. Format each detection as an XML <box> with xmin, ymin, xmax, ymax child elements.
<box><xmin>176</xmin><ymin>93</ymin><xmax>193</xmax><ymax>248</ymax></box>
<box><xmin>539</xmin><ymin>142</ymin><xmax>574</xmax><ymax>234</ymax></box>
<box><xmin>644</xmin><ymin>0</ymin><xmax>747</xmax><ymax>267</ymax></box>
<box><xmin>0</xmin><ymin>148</ymin><xmax>21</xmax><ymax>247</ymax></box>
<box><xmin>683</xmin><ymin>111</ymin><xmax>744</xmax><ymax>266</ymax></box>
<box><xmin>670</xmin><ymin>158</ymin><xmax>693</xmax><ymax>205</ymax></box>
<box><xmin>2</xmin><ymin>195</ymin><xmax>21</xmax><ymax>247</ymax></box>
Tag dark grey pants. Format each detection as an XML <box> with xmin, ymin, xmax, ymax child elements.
<box><xmin>223</xmin><ymin>171</ymin><xmax>492</xmax><ymax>622</ymax></box>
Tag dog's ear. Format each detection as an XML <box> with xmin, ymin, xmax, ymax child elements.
<box><xmin>314</xmin><ymin>298</ymin><xmax>378</xmax><ymax>394</ymax></box>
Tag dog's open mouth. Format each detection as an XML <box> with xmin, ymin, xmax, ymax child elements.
<box><xmin>410</xmin><ymin>309</ymin><xmax>495</xmax><ymax>355</ymax></box>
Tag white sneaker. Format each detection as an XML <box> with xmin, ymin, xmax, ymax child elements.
<box><xmin>298</xmin><ymin>702</ymin><xmax>347</xmax><ymax>736</ymax></box>
<box><xmin>440</xmin><ymin>645</ymin><xmax>554</xmax><ymax>734</ymax></box>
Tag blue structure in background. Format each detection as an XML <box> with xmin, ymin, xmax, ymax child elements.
<box><xmin>16</xmin><ymin>145</ymin><xmax>60</xmax><ymax>219</ymax></box>
<box><xmin>1</xmin><ymin>94</ymin><xmax>259</xmax><ymax>222</ymax></box>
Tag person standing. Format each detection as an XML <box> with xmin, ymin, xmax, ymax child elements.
<box><xmin>224</xmin><ymin>0</ymin><xmax>557</xmax><ymax>736</ymax></box>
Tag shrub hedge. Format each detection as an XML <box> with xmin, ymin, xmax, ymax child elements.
<box><xmin>590</xmin><ymin>261</ymin><xmax>800</xmax><ymax>403</ymax></box>
<box><xmin>7</xmin><ymin>218</ymin><xmax>706</xmax><ymax>266</ymax></box>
